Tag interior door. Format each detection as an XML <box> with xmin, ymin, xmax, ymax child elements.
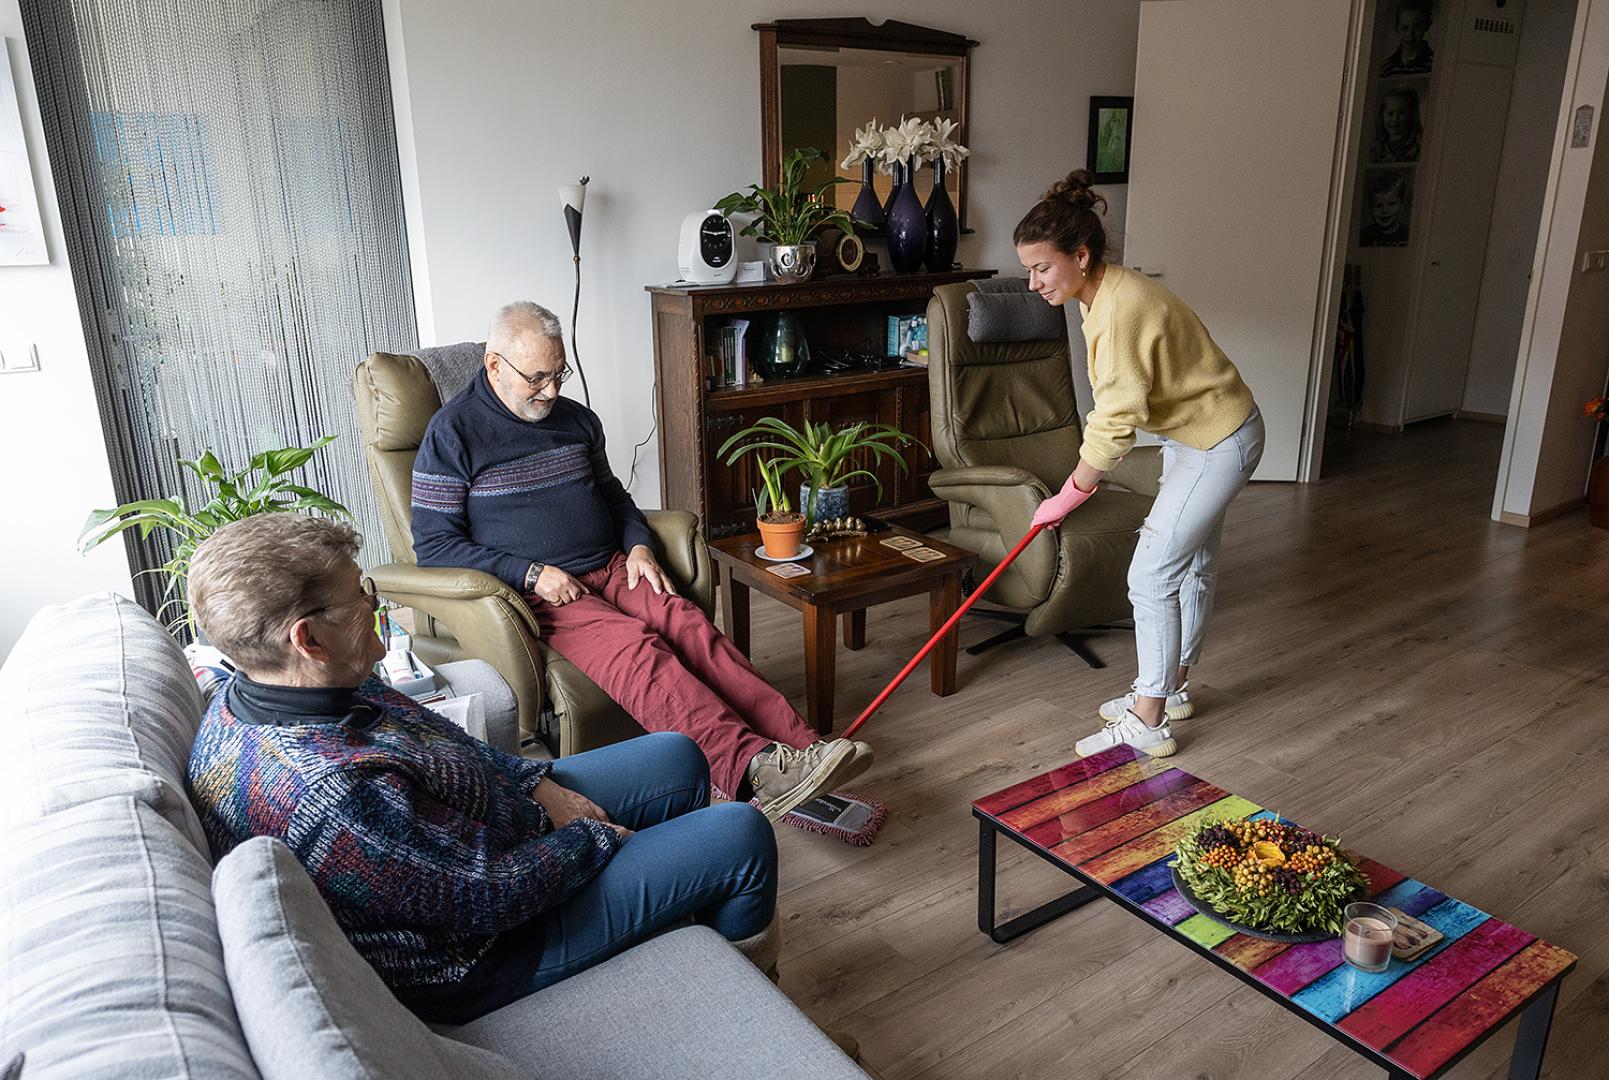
<box><xmin>1403</xmin><ymin>63</ymin><xmax>1515</xmax><ymax>421</ymax></box>
<box><xmin>1124</xmin><ymin>1</ymin><xmax>1358</xmax><ymax>481</ymax></box>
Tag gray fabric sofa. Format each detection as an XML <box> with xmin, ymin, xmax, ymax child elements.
<box><xmin>0</xmin><ymin>593</ymin><xmax>864</xmax><ymax>1080</ymax></box>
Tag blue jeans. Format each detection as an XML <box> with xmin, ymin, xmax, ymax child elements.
<box><xmin>397</xmin><ymin>732</ymin><xmax>777</xmax><ymax>1024</ymax></box>
<box><xmin>1128</xmin><ymin>408</ymin><xmax>1265</xmax><ymax>698</ymax></box>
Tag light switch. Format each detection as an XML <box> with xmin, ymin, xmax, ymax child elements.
<box><xmin>1581</xmin><ymin>250</ymin><xmax>1609</xmax><ymax>273</ymax></box>
<box><xmin>0</xmin><ymin>344</ymin><xmax>41</xmax><ymax>373</ymax></box>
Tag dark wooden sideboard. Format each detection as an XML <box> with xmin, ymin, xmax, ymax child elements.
<box><xmin>646</xmin><ymin>269</ymin><xmax>995</xmax><ymax>540</ymax></box>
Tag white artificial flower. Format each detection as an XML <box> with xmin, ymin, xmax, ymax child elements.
<box><xmin>925</xmin><ymin>118</ymin><xmax>971</xmax><ymax>171</ymax></box>
<box><xmin>880</xmin><ymin>116</ymin><xmax>934</xmax><ymax>172</ymax></box>
<box><xmin>840</xmin><ymin>120</ymin><xmax>887</xmax><ymax>170</ymax></box>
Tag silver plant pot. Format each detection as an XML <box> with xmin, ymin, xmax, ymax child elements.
<box><xmin>766</xmin><ymin>242</ymin><xmax>817</xmax><ymax>283</ymax></box>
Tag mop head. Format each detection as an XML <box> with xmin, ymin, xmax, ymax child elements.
<box><xmin>711</xmin><ymin>785</ymin><xmax>889</xmax><ymax>846</ymax></box>
<box><xmin>772</xmin><ymin>791</ymin><xmax>888</xmax><ymax>846</ymax></box>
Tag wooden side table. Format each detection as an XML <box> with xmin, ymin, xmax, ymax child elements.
<box><xmin>708</xmin><ymin>526</ymin><xmax>977</xmax><ymax>734</ymax></box>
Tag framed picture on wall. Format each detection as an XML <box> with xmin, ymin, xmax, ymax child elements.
<box><xmin>1087</xmin><ymin>96</ymin><xmax>1133</xmax><ymax>184</ymax></box>
<box><xmin>1</xmin><ymin>40</ymin><xmax>49</xmax><ymax>266</ymax></box>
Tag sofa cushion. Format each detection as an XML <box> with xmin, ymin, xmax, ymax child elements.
<box><xmin>212</xmin><ymin>837</ymin><xmax>525</xmax><ymax>1080</ymax></box>
<box><xmin>0</xmin><ymin>796</ymin><xmax>260</xmax><ymax>1079</ymax></box>
<box><xmin>0</xmin><ymin>592</ymin><xmax>208</xmax><ymax>851</ymax></box>
<box><xmin>449</xmin><ymin>925</ymin><xmax>866</xmax><ymax>1080</ymax></box>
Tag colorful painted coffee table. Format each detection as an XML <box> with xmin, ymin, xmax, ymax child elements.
<box><xmin>972</xmin><ymin>746</ymin><xmax>1576</xmax><ymax>1080</ymax></box>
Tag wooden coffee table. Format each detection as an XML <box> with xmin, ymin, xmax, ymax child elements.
<box><xmin>972</xmin><ymin>747</ymin><xmax>1576</xmax><ymax>1080</ymax></box>
<box><xmin>709</xmin><ymin>525</ymin><xmax>977</xmax><ymax>733</ymax></box>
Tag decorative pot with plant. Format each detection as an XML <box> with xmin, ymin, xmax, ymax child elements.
<box><xmin>719</xmin><ymin>416</ymin><xmax>918</xmax><ymax>525</ymax></box>
<box><xmin>751</xmin><ymin>456</ymin><xmax>806</xmax><ymax>558</ymax></box>
<box><xmin>715</xmin><ymin>147</ymin><xmax>858</xmax><ymax>284</ymax></box>
<box><xmin>78</xmin><ymin>436</ymin><xmax>350</xmax><ymax>634</ymax></box>
<box><xmin>840</xmin><ymin>120</ymin><xmax>887</xmax><ymax>229</ymax></box>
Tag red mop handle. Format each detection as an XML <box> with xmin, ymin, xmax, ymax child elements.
<box><xmin>843</xmin><ymin>523</ymin><xmax>1046</xmax><ymax>739</ymax></box>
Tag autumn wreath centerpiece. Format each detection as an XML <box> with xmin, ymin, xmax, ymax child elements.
<box><xmin>1170</xmin><ymin>816</ymin><xmax>1370</xmax><ymax>940</ymax></box>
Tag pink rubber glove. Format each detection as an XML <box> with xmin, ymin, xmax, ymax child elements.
<box><xmin>1031</xmin><ymin>475</ymin><xmax>1098</xmax><ymax>529</ymax></box>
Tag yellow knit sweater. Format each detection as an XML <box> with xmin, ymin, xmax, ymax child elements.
<box><xmin>1077</xmin><ymin>264</ymin><xmax>1257</xmax><ymax>472</ymax></box>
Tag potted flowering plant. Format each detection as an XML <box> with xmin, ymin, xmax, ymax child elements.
<box><xmin>716</xmin><ymin>147</ymin><xmax>857</xmax><ymax>283</ymax></box>
<box><xmin>916</xmin><ymin>118</ymin><xmax>970</xmax><ymax>271</ymax></box>
<box><xmin>719</xmin><ymin>416</ymin><xmax>916</xmax><ymax>525</ymax></box>
<box><xmin>752</xmin><ymin>456</ymin><xmax>806</xmax><ymax>558</ymax></box>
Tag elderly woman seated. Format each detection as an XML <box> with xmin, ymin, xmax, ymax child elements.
<box><xmin>184</xmin><ymin>513</ymin><xmax>779</xmax><ymax>1025</ymax></box>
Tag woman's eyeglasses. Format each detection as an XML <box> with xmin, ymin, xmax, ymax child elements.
<box><xmin>303</xmin><ymin>576</ymin><xmax>379</xmax><ymax>620</ymax></box>
<box><xmin>493</xmin><ymin>352</ymin><xmax>573</xmax><ymax>391</ymax></box>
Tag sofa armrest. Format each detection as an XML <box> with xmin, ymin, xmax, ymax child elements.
<box><xmin>643</xmin><ymin>509</ymin><xmax>715</xmax><ymax>616</ymax></box>
<box><xmin>1104</xmin><ymin>445</ymin><xmax>1163</xmax><ymax>498</ymax></box>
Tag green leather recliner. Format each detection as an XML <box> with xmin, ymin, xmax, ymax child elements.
<box><xmin>925</xmin><ymin>282</ymin><xmax>1161</xmax><ymax>650</ymax></box>
<box><xmin>352</xmin><ymin>348</ymin><xmax>715</xmax><ymax>755</ymax></box>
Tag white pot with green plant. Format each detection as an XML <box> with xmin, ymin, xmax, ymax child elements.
<box><xmin>719</xmin><ymin>417</ymin><xmax>918</xmax><ymax>525</ymax></box>
<box><xmin>751</xmin><ymin>456</ymin><xmax>806</xmax><ymax>558</ymax></box>
<box><xmin>78</xmin><ymin>437</ymin><xmax>350</xmax><ymax>635</ymax></box>
<box><xmin>715</xmin><ymin>147</ymin><xmax>858</xmax><ymax>284</ymax></box>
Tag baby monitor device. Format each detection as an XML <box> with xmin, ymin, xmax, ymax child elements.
<box><xmin>678</xmin><ymin>210</ymin><xmax>738</xmax><ymax>285</ymax></box>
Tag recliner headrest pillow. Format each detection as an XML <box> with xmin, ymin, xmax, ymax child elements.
<box><xmin>966</xmin><ymin>289</ymin><xmax>1065</xmax><ymax>343</ymax></box>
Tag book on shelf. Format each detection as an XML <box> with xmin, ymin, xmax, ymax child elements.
<box><xmin>885</xmin><ymin>314</ymin><xmax>928</xmax><ymax>359</ymax></box>
<box><xmin>711</xmin><ymin>318</ymin><xmax>751</xmax><ymax>388</ymax></box>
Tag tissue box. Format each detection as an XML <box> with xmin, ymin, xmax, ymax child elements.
<box><xmin>379</xmin><ymin>648</ymin><xmax>438</xmax><ymax>699</ymax></box>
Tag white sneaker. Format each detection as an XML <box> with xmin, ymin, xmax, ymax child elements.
<box><xmin>1076</xmin><ymin>711</ymin><xmax>1178</xmax><ymax>758</ymax></box>
<box><xmin>1099</xmin><ymin>682</ymin><xmax>1194</xmax><ymax>723</ymax></box>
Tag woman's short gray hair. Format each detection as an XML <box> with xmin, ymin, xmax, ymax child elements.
<box><xmin>189</xmin><ymin>514</ymin><xmax>362</xmax><ymax>673</ymax></box>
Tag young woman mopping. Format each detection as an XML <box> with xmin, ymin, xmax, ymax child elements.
<box><xmin>1017</xmin><ymin>169</ymin><xmax>1263</xmax><ymax>759</ymax></box>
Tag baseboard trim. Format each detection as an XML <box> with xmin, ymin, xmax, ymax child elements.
<box><xmin>1455</xmin><ymin>410</ymin><xmax>1508</xmax><ymax>425</ymax></box>
<box><xmin>1497</xmin><ymin>496</ymin><xmax>1587</xmax><ymax>528</ymax></box>
<box><xmin>1350</xmin><ymin>420</ymin><xmax>1404</xmax><ymax>433</ymax></box>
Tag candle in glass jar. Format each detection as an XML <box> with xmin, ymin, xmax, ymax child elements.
<box><xmin>1343</xmin><ymin>905</ymin><xmax>1397</xmax><ymax>973</ymax></box>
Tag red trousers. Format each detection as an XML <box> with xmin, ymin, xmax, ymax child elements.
<box><xmin>526</xmin><ymin>553</ymin><xmax>817</xmax><ymax>795</ymax></box>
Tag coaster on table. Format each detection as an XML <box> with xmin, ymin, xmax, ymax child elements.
<box><xmin>1388</xmin><ymin>907</ymin><xmax>1444</xmax><ymax>961</ymax></box>
<box><xmin>879</xmin><ymin>535</ymin><xmax>921</xmax><ymax>550</ymax></box>
<box><xmin>901</xmin><ymin>546</ymin><xmax>945</xmax><ymax>562</ymax></box>
<box><xmin>764</xmin><ymin>562</ymin><xmax>811</xmax><ymax>578</ymax></box>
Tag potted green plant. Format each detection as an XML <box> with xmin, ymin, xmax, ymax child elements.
<box><xmin>752</xmin><ymin>456</ymin><xmax>806</xmax><ymax>558</ymax></box>
<box><xmin>715</xmin><ymin>147</ymin><xmax>858</xmax><ymax>283</ymax></box>
<box><xmin>79</xmin><ymin>436</ymin><xmax>350</xmax><ymax>634</ymax></box>
<box><xmin>719</xmin><ymin>417</ymin><xmax>917</xmax><ymax>525</ymax></box>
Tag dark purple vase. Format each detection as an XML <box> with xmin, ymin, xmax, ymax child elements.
<box><xmin>851</xmin><ymin>158</ymin><xmax>884</xmax><ymax>230</ymax></box>
<box><xmin>885</xmin><ymin>158</ymin><xmax>926</xmax><ymax>273</ymax></box>
<box><xmin>881</xmin><ymin>159</ymin><xmax>905</xmax><ymax>222</ymax></box>
<box><xmin>924</xmin><ymin>157</ymin><xmax>959</xmax><ymax>272</ymax></box>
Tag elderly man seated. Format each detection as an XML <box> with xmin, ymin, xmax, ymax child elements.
<box><xmin>184</xmin><ymin>513</ymin><xmax>780</xmax><ymax>1026</ymax></box>
<box><xmin>411</xmin><ymin>300</ymin><xmax>870</xmax><ymax>820</ymax></box>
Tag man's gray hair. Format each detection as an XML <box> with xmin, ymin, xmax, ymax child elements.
<box><xmin>189</xmin><ymin>513</ymin><xmax>362</xmax><ymax>674</ymax></box>
<box><xmin>488</xmin><ymin>301</ymin><xmax>564</xmax><ymax>355</ymax></box>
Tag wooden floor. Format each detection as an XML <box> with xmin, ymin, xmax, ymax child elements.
<box><xmin>730</xmin><ymin>419</ymin><xmax>1609</xmax><ymax>1080</ymax></box>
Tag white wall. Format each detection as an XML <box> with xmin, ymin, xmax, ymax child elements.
<box><xmin>0</xmin><ymin>17</ymin><xmax>134</xmax><ymax>661</ymax></box>
<box><xmin>1461</xmin><ymin>0</ymin><xmax>1578</xmax><ymax>417</ymax></box>
<box><xmin>1495</xmin><ymin>0</ymin><xmax>1609</xmax><ymax>522</ymax></box>
<box><xmin>386</xmin><ymin>0</ymin><xmax>1140</xmax><ymax>503</ymax></box>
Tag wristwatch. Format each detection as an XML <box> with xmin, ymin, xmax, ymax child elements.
<box><xmin>524</xmin><ymin>562</ymin><xmax>546</xmax><ymax>591</ymax></box>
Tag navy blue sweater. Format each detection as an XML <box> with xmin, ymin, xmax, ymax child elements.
<box><xmin>412</xmin><ymin>374</ymin><xmax>653</xmax><ymax>585</ymax></box>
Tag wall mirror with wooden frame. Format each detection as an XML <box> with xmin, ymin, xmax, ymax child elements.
<box><xmin>754</xmin><ymin>18</ymin><xmax>976</xmax><ymax>233</ymax></box>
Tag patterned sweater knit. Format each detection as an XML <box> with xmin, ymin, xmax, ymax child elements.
<box><xmin>411</xmin><ymin>372</ymin><xmax>653</xmax><ymax>586</ymax></box>
<box><xmin>186</xmin><ymin>674</ymin><xmax>621</xmax><ymax>987</ymax></box>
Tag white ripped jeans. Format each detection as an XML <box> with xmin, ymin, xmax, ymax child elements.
<box><xmin>1128</xmin><ymin>408</ymin><xmax>1264</xmax><ymax>698</ymax></box>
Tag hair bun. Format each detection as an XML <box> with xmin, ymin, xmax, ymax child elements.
<box><xmin>1044</xmin><ymin>169</ymin><xmax>1106</xmax><ymax>213</ymax></box>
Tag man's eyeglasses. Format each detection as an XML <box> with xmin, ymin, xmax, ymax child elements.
<box><xmin>492</xmin><ymin>352</ymin><xmax>573</xmax><ymax>392</ymax></box>
<box><xmin>303</xmin><ymin>576</ymin><xmax>379</xmax><ymax>620</ymax></box>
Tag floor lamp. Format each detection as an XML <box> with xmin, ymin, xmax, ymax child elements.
<box><xmin>557</xmin><ymin>177</ymin><xmax>593</xmax><ymax>408</ymax></box>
